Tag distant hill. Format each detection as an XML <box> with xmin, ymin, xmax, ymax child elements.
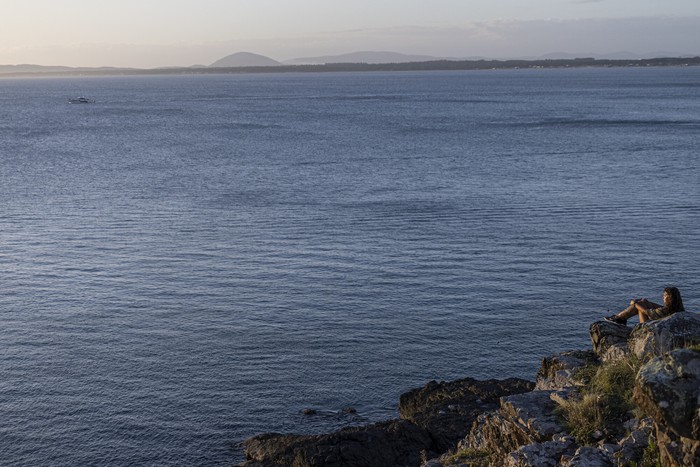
<box><xmin>210</xmin><ymin>52</ymin><xmax>281</xmax><ymax>68</ymax></box>
<box><xmin>0</xmin><ymin>64</ymin><xmax>131</xmax><ymax>75</ymax></box>
<box><xmin>283</xmin><ymin>51</ymin><xmax>442</xmax><ymax>65</ymax></box>
<box><xmin>0</xmin><ymin>64</ymin><xmax>73</xmax><ymax>73</ymax></box>
<box><xmin>0</xmin><ymin>64</ymin><xmax>126</xmax><ymax>74</ymax></box>
<box><xmin>535</xmin><ymin>51</ymin><xmax>692</xmax><ymax>60</ymax></box>
<box><xmin>2</xmin><ymin>54</ymin><xmax>699</xmax><ymax>77</ymax></box>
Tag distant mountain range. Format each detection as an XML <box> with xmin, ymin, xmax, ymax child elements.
<box><xmin>0</xmin><ymin>64</ymin><xmax>134</xmax><ymax>74</ymax></box>
<box><xmin>281</xmin><ymin>51</ymin><xmax>445</xmax><ymax>65</ymax></box>
<box><xmin>536</xmin><ymin>51</ymin><xmax>695</xmax><ymax>60</ymax></box>
<box><xmin>208</xmin><ymin>51</ymin><xmax>445</xmax><ymax>68</ymax></box>
<box><xmin>206</xmin><ymin>50</ymin><xmax>696</xmax><ymax>68</ymax></box>
<box><xmin>210</xmin><ymin>52</ymin><xmax>282</xmax><ymax>68</ymax></box>
<box><xmin>1</xmin><ymin>50</ymin><xmax>698</xmax><ymax>75</ymax></box>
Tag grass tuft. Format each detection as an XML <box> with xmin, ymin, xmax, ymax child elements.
<box><xmin>638</xmin><ymin>437</ymin><xmax>661</xmax><ymax>467</ymax></box>
<box><xmin>557</xmin><ymin>393</ymin><xmax>603</xmax><ymax>444</ymax></box>
<box><xmin>623</xmin><ymin>436</ymin><xmax>661</xmax><ymax>467</ymax></box>
<box><xmin>441</xmin><ymin>447</ymin><xmax>491</xmax><ymax>466</ymax></box>
<box><xmin>557</xmin><ymin>355</ymin><xmax>644</xmax><ymax>445</ymax></box>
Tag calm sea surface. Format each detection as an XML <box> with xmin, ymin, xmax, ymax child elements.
<box><xmin>1</xmin><ymin>68</ymin><xmax>699</xmax><ymax>465</ymax></box>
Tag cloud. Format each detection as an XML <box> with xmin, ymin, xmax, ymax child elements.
<box><xmin>259</xmin><ymin>16</ymin><xmax>700</xmax><ymax>61</ymax></box>
<box><xmin>305</xmin><ymin>16</ymin><xmax>700</xmax><ymax>59</ymax></box>
<box><xmin>477</xmin><ymin>16</ymin><xmax>700</xmax><ymax>57</ymax></box>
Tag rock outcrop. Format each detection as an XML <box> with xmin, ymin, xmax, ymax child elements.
<box><xmin>238</xmin><ymin>311</ymin><xmax>700</xmax><ymax>467</ymax></box>
<box><xmin>562</xmin><ymin>446</ymin><xmax>614</xmax><ymax>466</ymax></box>
<box><xmin>633</xmin><ymin>347</ymin><xmax>700</xmax><ymax>466</ymax></box>
<box><xmin>239</xmin><ymin>378</ymin><xmax>533</xmax><ymax>466</ymax></box>
<box><xmin>653</xmin><ymin>423</ymin><xmax>700</xmax><ymax>467</ymax></box>
<box><xmin>240</xmin><ymin>420</ymin><xmax>434</xmax><ymax>467</ymax></box>
<box><xmin>466</xmin><ymin>390</ymin><xmax>567</xmax><ymax>463</ymax></box>
<box><xmin>535</xmin><ymin>350</ymin><xmax>598</xmax><ymax>390</ymax></box>
<box><xmin>504</xmin><ymin>435</ymin><xmax>577</xmax><ymax>467</ymax></box>
<box><xmin>628</xmin><ymin>311</ymin><xmax>700</xmax><ymax>359</ymax></box>
<box><xmin>612</xmin><ymin>418</ymin><xmax>654</xmax><ymax>465</ymax></box>
<box><xmin>399</xmin><ymin>377</ymin><xmax>534</xmax><ymax>451</ymax></box>
<box><xmin>589</xmin><ymin>321</ymin><xmax>632</xmax><ymax>361</ymax></box>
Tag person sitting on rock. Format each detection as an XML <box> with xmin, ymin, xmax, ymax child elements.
<box><xmin>604</xmin><ymin>286</ymin><xmax>685</xmax><ymax>325</ymax></box>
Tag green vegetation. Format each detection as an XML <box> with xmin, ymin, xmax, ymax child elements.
<box><xmin>557</xmin><ymin>356</ymin><xmax>644</xmax><ymax>445</ymax></box>
<box><xmin>441</xmin><ymin>447</ymin><xmax>491</xmax><ymax>466</ymax></box>
<box><xmin>619</xmin><ymin>436</ymin><xmax>661</xmax><ymax>467</ymax></box>
<box><xmin>638</xmin><ymin>437</ymin><xmax>662</xmax><ymax>467</ymax></box>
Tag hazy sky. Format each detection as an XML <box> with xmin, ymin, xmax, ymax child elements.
<box><xmin>2</xmin><ymin>0</ymin><xmax>700</xmax><ymax>67</ymax></box>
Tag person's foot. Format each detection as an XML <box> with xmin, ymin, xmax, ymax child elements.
<box><xmin>604</xmin><ymin>315</ymin><xmax>627</xmax><ymax>325</ymax></box>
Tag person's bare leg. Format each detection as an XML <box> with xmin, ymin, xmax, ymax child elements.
<box><xmin>638</xmin><ymin>308</ymin><xmax>651</xmax><ymax>323</ymax></box>
<box><xmin>616</xmin><ymin>302</ymin><xmax>639</xmax><ymax>320</ymax></box>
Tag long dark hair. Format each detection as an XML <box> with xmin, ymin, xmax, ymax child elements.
<box><xmin>664</xmin><ymin>286</ymin><xmax>685</xmax><ymax>314</ymax></box>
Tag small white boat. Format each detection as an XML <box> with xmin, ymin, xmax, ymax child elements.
<box><xmin>68</xmin><ymin>97</ymin><xmax>93</xmax><ymax>104</ymax></box>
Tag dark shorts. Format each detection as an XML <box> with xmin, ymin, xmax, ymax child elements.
<box><xmin>646</xmin><ymin>307</ymin><xmax>672</xmax><ymax>320</ymax></box>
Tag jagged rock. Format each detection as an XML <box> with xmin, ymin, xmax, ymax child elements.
<box><xmin>549</xmin><ymin>387</ymin><xmax>580</xmax><ymax>407</ymax></box>
<box><xmin>633</xmin><ymin>348</ymin><xmax>700</xmax><ymax>467</ymax></box>
<box><xmin>467</xmin><ymin>411</ymin><xmax>526</xmax><ymax>459</ymax></box>
<box><xmin>503</xmin><ymin>436</ymin><xmax>577</xmax><ymax>466</ymax></box>
<box><xmin>589</xmin><ymin>321</ymin><xmax>632</xmax><ymax>362</ymax></box>
<box><xmin>466</xmin><ymin>390</ymin><xmax>566</xmax><ymax>463</ymax></box>
<box><xmin>239</xmin><ymin>419</ymin><xmax>434</xmax><ymax>467</ymax></box>
<box><xmin>634</xmin><ymin>348</ymin><xmax>700</xmax><ymax>439</ymax></box>
<box><xmin>500</xmin><ymin>391</ymin><xmax>566</xmax><ymax>439</ymax></box>
<box><xmin>399</xmin><ymin>377</ymin><xmax>534</xmax><ymax>452</ymax></box>
<box><xmin>562</xmin><ymin>446</ymin><xmax>614</xmax><ymax>466</ymax></box>
<box><xmin>600</xmin><ymin>344</ymin><xmax>629</xmax><ymax>362</ymax></box>
<box><xmin>628</xmin><ymin>312</ymin><xmax>700</xmax><ymax>359</ymax></box>
<box><xmin>238</xmin><ymin>312</ymin><xmax>700</xmax><ymax>467</ymax></box>
<box><xmin>598</xmin><ymin>443</ymin><xmax>620</xmax><ymax>457</ymax></box>
<box><xmin>535</xmin><ymin>350</ymin><xmax>599</xmax><ymax>390</ymax></box>
<box><xmin>612</xmin><ymin>418</ymin><xmax>654</xmax><ymax>465</ymax></box>
<box><xmin>653</xmin><ymin>421</ymin><xmax>700</xmax><ymax>467</ymax></box>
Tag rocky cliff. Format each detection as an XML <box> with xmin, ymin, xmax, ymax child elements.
<box><xmin>237</xmin><ymin>312</ymin><xmax>700</xmax><ymax>466</ymax></box>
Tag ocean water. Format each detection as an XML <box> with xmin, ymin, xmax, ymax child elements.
<box><xmin>1</xmin><ymin>67</ymin><xmax>699</xmax><ymax>465</ymax></box>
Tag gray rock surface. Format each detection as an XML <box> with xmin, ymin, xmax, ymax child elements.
<box><xmin>589</xmin><ymin>321</ymin><xmax>632</xmax><ymax>362</ymax></box>
<box><xmin>535</xmin><ymin>350</ymin><xmax>598</xmax><ymax>390</ymax></box>
<box><xmin>399</xmin><ymin>377</ymin><xmax>534</xmax><ymax>452</ymax></box>
<box><xmin>628</xmin><ymin>311</ymin><xmax>700</xmax><ymax>359</ymax></box>
<box><xmin>500</xmin><ymin>391</ymin><xmax>566</xmax><ymax>439</ymax></box>
<box><xmin>633</xmin><ymin>348</ymin><xmax>700</xmax><ymax>467</ymax></box>
<box><xmin>239</xmin><ymin>377</ymin><xmax>533</xmax><ymax>467</ymax></box>
<box><xmin>634</xmin><ymin>348</ymin><xmax>700</xmax><ymax>439</ymax></box>
<box><xmin>562</xmin><ymin>446</ymin><xmax>614</xmax><ymax>466</ymax></box>
<box><xmin>613</xmin><ymin>418</ymin><xmax>654</xmax><ymax>465</ymax></box>
<box><xmin>654</xmin><ymin>421</ymin><xmax>700</xmax><ymax>467</ymax></box>
<box><xmin>504</xmin><ymin>437</ymin><xmax>577</xmax><ymax>466</ymax></box>
<box><xmin>466</xmin><ymin>390</ymin><xmax>566</xmax><ymax>464</ymax></box>
<box><xmin>240</xmin><ymin>419</ymin><xmax>434</xmax><ymax>467</ymax></box>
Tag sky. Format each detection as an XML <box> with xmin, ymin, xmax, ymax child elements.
<box><xmin>1</xmin><ymin>0</ymin><xmax>700</xmax><ymax>67</ymax></box>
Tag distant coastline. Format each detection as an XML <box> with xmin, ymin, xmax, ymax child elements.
<box><xmin>1</xmin><ymin>56</ymin><xmax>699</xmax><ymax>78</ymax></box>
